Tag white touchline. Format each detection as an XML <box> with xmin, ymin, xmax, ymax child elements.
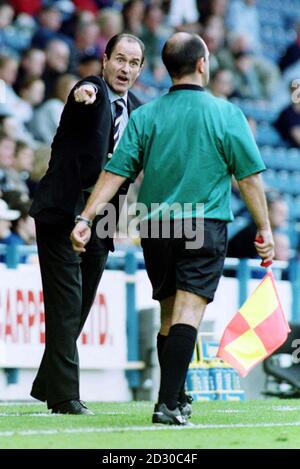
<box><xmin>1</xmin><ymin>421</ymin><xmax>300</xmax><ymax>437</ymax></box>
<box><xmin>214</xmin><ymin>409</ymin><xmax>248</xmax><ymax>413</ymax></box>
<box><xmin>0</xmin><ymin>413</ymin><xmax>54</xmax><ymax>417</ymax></box>
<box><xmin>272</xmin><ymin>406</ymin><xmax>300</xmax><ymax>411</ymax></box>
<box><xmin>0</xmin><ymin>411</ymin><xmax>129</xmax><ymax>417</ymax></box>
<box><xmin>0</xmin><ymin>402</ymin><xmax>43</xmax><ymax>406</ymax></box>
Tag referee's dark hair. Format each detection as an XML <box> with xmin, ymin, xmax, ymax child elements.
<box><xmin>104</xmin><ymin>33</ymin><xmax>145</xmax><ymax>66</ymax></box>
<box><xmin>162</xmin><ymin>34</ymin><xmax>206</xmax><ymax>79</ymax></box>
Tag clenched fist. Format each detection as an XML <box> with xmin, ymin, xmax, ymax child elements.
<box><xmin>74</xmin><ymin>84</ymin><xmax>97</xmax><ymax>105</ymax></box>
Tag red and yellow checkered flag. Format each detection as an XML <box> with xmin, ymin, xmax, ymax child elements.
<box><xmin>217</xmin><ymin>271</ymin><xmax>290</xmax><ymax>377</ymax></box>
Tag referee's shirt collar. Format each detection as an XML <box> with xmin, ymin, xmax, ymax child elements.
<box><xmin>169</xmin><ymin>84</ymin><xmax>205</xmax><ymax>92</ymax></box>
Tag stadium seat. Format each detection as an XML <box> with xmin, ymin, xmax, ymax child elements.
<box><xmin>263</xmin><ymin>323</ymin><xmax>300</xmax><ymax>398</ymax></box>
<box><xmin>257</xmin><ymin>124</ymin><xmax>284</xmax><ymax>147</ymax></box>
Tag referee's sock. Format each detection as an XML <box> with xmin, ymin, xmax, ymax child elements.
<box><xmin>158</xmin><ymin>324</ymin><xmax>197</xmax><ymax>410</ymax></box>
<box><xmin>157</xmin><ymin>332</ymin><xmax>167</xmax><ymax>368</ymax></box>
<box><xmin>157</xmin><ymin>333</ymin><xmax>188</xmax><ymax>404</ymax></box>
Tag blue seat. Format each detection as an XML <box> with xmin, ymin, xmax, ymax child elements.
<box><xmin>290</xmin><ymin>172</ymin><xmax>300</xmax><ymax>195</ymax></box>
<box><xmin>257</xmin><ymin>123</ymin><xmax>283</xmax><ymax>146</ymax></box>
<box><xmin>262</xmin><ymin>169</ymin><xmax>279</xmax><ymax>189</ymax></box>
<box><xmin>286</xmin><ymin>148</ymin><xmax>300</xmax><ymax>172</ymax></box>
<box><xmin>261</xmin><ymin>146</ymin><xmax>285</xmax><ymax>170</ymax></box>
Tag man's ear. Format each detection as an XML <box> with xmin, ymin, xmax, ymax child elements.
<box><xmin>196</xmin><ymin>57</ymin><xmax>206</xmax><ymax>74</ymax></box>
<box><xmin>137</xmin><ymin>62</ymin><xmax>144</xmax><ymax>77</ymax></box>
<box><xmin>103</xmin><ymin>54</ymin><xmax>108</xmax><ymax>70</ymax></box>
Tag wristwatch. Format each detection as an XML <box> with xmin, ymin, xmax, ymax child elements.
<box><xmin>74</xmin><ymin>215</ymin><xmax>93</xmax><ymax>228</ymax></box>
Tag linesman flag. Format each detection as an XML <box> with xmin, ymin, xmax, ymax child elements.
<box><xmin>217</xmin><ymin>271</ymin><xmax>290</xmax><ymax>377</ymax></box>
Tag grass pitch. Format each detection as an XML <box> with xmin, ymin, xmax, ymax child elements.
<box><xmin>0</xmin><ymin>399</ymin><xmax>300</xmax><ymax>449</ymax></box>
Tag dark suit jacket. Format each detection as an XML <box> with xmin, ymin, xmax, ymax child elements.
<box><xmin>30</xmin><ymin>75</ymin><xmax>141</xmax><ymax>224</ymax></box>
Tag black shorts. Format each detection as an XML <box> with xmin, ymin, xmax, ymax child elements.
<box><xmin>140</xmin><ymin>219</ymin><xmax>227</xmax><ymax>303</ymax></box>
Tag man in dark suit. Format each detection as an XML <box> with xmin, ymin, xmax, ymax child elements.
<box><xmin>30</xmin><ymin>33</ymin><xmax>144</xmax><ymax>414</ymax></box>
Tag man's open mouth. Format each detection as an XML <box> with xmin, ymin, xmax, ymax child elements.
<box><xmin>117</xmin><ymin>76</ymin><xmax>129</xmax><ymax>83</ymax></box>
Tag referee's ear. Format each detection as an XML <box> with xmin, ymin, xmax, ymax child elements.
<box><xmin>196</xmin><ymin>57</ymin><xmax>206</xmax><ymax>74</ymax></box>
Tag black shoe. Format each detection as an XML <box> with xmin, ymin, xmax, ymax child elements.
<box><xmin>178</xmin><ymin>393</ymin><xmax>193</xmax><ymax>419</ymax></box>
<box><xmin>51</xmin><ymin>400</ymin><xmax>94</xmax><ymax>415</ymax></box>
<box><xmin>152</xmin><ymin>403</ymin><xmax>188</xmax><ymax>425</ymax></box>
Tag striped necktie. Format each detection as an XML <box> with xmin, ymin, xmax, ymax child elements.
<box><xmin>113</xmin><ymin>98</ymin><xmax>126</xmax><ymax>150</ymax></box>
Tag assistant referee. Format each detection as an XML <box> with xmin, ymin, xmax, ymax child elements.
<box><xmin>71</xmin><ymin>32</ymin><xmax>274</xmax><ymax>425</ymax></box>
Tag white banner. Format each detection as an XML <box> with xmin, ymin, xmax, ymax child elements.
<box><xmin>0</xmin><ymin>264</ymin><xmax>292</xmax><ymax>368</ymax></box>
<box><xmin>0</xmin><ymin>264</ymin><xmax>127</xmax><ymax>369</ymax></box>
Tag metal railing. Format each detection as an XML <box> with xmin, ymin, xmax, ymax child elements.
<box><xmin>0</xmin><ymin>244</ymin><xmax>299</xmax><ymax>390</ymax></box>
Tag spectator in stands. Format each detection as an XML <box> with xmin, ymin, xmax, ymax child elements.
<box><xmin>0</xmin><ymin>133</ymin><xmax>15</xmax><ymax>187</ymax></box>
<box><xmin>0</xmin><ymin>3</ymin><xmax>17</xmax><ymax>55</ymax></box>
<box><xmin>29</xmin><ymin>33</ymin><xmax>144</xmax><ymax>415</ymax></box>
<box><xmin>0</xmin><ymin>3</ymin><xmax>34</xmax><ymax>55</ymax></box>
<box><xmin>1</xmin><ymin>191</ymin><xmax>36</xmax><ymax>263</ymax></box>
<box><xmin>217</xmin><ymin>31</ymin><xmax>251</xmax><ymax>69</ymax></box>
<box><xmin>0</xmin><ymin>109</ymin><xmax>15</xmax><ymax>136</ymax></box>
<box><xmin>138</xmin><ymin>4</ymin><xmax>171</xmax><ymax>91</ymax></box>
<box><xmin>167</xmin><ymin>0</ymin><xmax>200</xmax><ymax>33</ymax></box>
<box><xmin>140</xmin><ymin>4</ymin><xmax>168</xmax><ymax>71</ymax></box>
<box><xmin>273</xmin><ymin>232</ymin><xmax>291</xmax><ymax>262</ymax></box>
<box><xmin>71</xmin><ymin>32</ymin><xmax>274</xmax><ymax>426</ymax></box>
<box><xmin>0</xmin><ymin>55</ymin><xmax>44</xmax><ymax>146</ymax></box>
<box><xmin>43</xmin><ymin>39</ymin><xmax>71</xmax><ymax>99</ymax></box>
<box><xmin>274</xmin><ymin>82</ymin><xmax>300</xmax><ymax>148</ymax></box>
<box><xmin>61</xmin><ymin>9</ymin><xmax>96</xmax><ymax>40</ymax></box>
<box><xmin>0</xmin><ymin>55</ymin><xmax>38</xmax><ymax>133</ymax></box>
<box><xmin>122</xmin><ymin>0</ymin><xmax>145</xmax><ymax>36</ymax></box>
<box><xmin>279</xmin><ymin>20</ymin><xmax>300</xmax><ymax>73</ymax></box>
<box><xmin>202</xmin><ymin>20</ymin><xmax>225</xmax><ymax>74</ymax></box>
<box><xmin>226</xmin><ymin>0</ymin><xmax>260</xmax><ymax>51</ymax></box>
<box><xmin>77</xmin><ymin>54</ymin><xmax>101</xmax><ymax>78</ymax></box>
<box><xmin>217</xmin><ymin>32</ymin><xmax>281</xmax><ymax>100</ymax></box>
<box><xmin>0</xmin><ymin>55</ymin><xmax>20</xmax><ymax>112</ymax></box>
<box><xmin>227</xmin><ymin>191</ymin><xmax>288</xmax><ymax>259</ymax></box>
<box><xmin>31</xmin><ymin>4</ymin><xmax>71</xmax><ymax>50</ymax></box>
<box><xmin>30</xmin><ymin>74</ymin><xmax>78</xmax><ymax>144</ymax></box>
<box><xmin>18</xmin><ymin>77</ymin><xmax>45</xmax><ymax>121</ymax></box>
<box><xmin>0</xmin><ymin>133</ymin><xmax>29</xmax><ymax>195</ymax></box>
<box><xmin>96</xmin><ymin>8</ymin><xmax>124</xmax><ymax>59</ymax></box>
<box><xmin>71</xmin><ymin>21</ymin><xmax>100</xmax><ymax>70</ymax></box>
<box><xmin>0</xmin><ymin>108</ymin><xmax>37</xmax><ymax>148</ymax></box>
<box><xmin>232</xmin><ymin>50</ymin><xmax>262</xmax><ymax>100</ymax></box>
<box><xmin>0</xmin><ymin>198</ymin><xmax>20</xmax><ymax>262</ymax></box>
<box><xmin>232</xmin><ymin>50</ymin><xmax>280</xmax><ymax>101</ymax></box>
<box><xmin>30</xmin><ymin>145</ymin><xmax>51</xmax><ymax>185</ymax></box>
<box><xmin>14</xmin><ymin>48</ymin><xmax>46</xmax><ymax>94</ymax></box>
<box><xmin>13</xmin><ymin>141</ymin><xmax>37</xmax><ymax>198</ymax></box>
<box><xmin>198</xmin><ymin>0</ymin><xmax>228</xmax><ymax>25</ymax></box>
<box><xmin>209</xmin><ymin>68</ymin><xmax>235</xmax><ymax>99</ymax></box>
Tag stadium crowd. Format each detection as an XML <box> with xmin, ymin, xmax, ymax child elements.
<box><xmin>1</xmin><ymin>0</ymin><xmax>300</xmax><ymax>267</ymax></box>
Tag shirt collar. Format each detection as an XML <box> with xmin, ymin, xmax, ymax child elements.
<box><xmin>105</xmin><ymin>82</ymin><xmax>128</xmax><ymax>105</ymax></box>
<box><xmin>169</xmin><ymin>84</ymin><xmax>204</xmax><ymax>93</ymax></box>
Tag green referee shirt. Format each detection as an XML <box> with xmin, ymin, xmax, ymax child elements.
<box><xmin>105</xmin><ymin>84</ymin><xmax>266</xmax><ymax>221</ymax></box>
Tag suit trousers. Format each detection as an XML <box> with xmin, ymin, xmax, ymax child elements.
<box><xmin>31</xmin><ymin>218</ymin><xmax>109</xmax><ymax>408</ymax></box>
